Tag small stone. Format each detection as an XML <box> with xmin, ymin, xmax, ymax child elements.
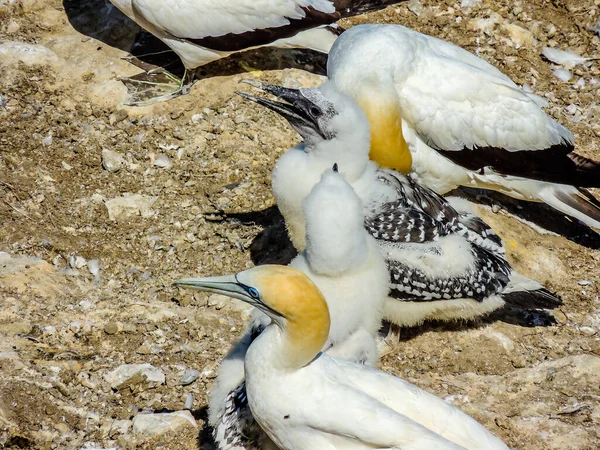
<box><xmin>184</xmin><ymin>393</ymin><xmax>193</xmax><ymax>410</ymax></box>
<box><xmin>74</xmin><ymin>256</ymin><xmax>87</xmax><ymax>269</ymax></box>
<box><xmin>179</xmin><ymin>369</ymin><xmax>200</xmax><ymax>386</ymax></box>
<box><xmin>62</xmin><ymin>161</ymin><xmax>73</xmax><ymax>170</ymax></box>
<box><xmin>102</xmin><ymin>149</ymin><xmax>125</xmax><ymax>172</ymax></box>
<box><xmin>132</xmin><ymin>410</ymin><xmax>197</xmax><ymax>437</ymax></box>
<box><xmin>502</xmin><ymin>23</ymin><xmax>534</xmax><ymax>48</ymax></box>
<box><xmin>553</xmin><ymin>69</ymin><xmax>572</xmax><ymax>82</ymax></box>
<box><xmin>153</xmin><ymin>155</ymin><xmax>172</xmax><ymax>169</ymax></box>
<box><xmin>104</xmin><ymin>364</ymin><xmax>165</xmax><ymax>391</ymax></box>
<box><xmin>104</xmin><ymin>322</ymin><xmax>119</xmax><ymax>335</ymax></box>
<box><xmin>578</xmin><ymin>280</ymin><xmax>593</xmax><ymax>286</ymax></box>
<box><xmin>87</xmin><ymin>259</ymin><xmax>100</xmax><ymax>277</ymax></box>
<box><xmin>105</xmin><ymin>194</ymin><xmax>158</xmax><ymax>221</ymax></box>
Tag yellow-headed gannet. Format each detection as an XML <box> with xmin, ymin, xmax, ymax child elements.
<box><xmin>108</xmin><ymin>1</ymin><xmax>405</xmax><ymax>101</ymax></box>
<box><xmin>238</xmin><ymin>80</ymin><xmax>562</xmax><ymax>328</ymax></box>
<box><xmin>327</xmin><ymin>24</ymin><xmax>600</xmax><ymax>229</ymax></box>
<box><xmin>179</xmin><ymin>167</ymin><xmax>389</xmax><ymax>449</ymax></box>
<box><xmin>174</xmin><ymin>265</ymin><xmax>510</xmax><ymax>450</ymax></box>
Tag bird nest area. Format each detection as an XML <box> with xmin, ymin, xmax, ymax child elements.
<box><xmin>1</xmin><ymin>0</ymin><xmax>600</xmax><ymax>449</ymax></box>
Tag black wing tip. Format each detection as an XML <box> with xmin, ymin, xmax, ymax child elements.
<box><xmin>502</xmin><ymin>288</ymin><xmax>563</xmax><ymax>310</ymax></box>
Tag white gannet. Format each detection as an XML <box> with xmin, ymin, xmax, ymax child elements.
<box><xmin>327</xmin><ymin>24</ymin><xmax>600</xmax><ymax>229</ymax></box>
<box><xmin>181</xmin><ymin>167</ymin><xmax>389</xmax><ymax>449</ymax></box>
<box><xmin>107</xmin><ymin>0</ymin><xmax>405</xmax><ymax>101</ymax></box>
<box><xmin>174</xmin><ymin>265</ymin><xmax>510</xmax><ymax>450</ymax></box>
<box><xmin>238</xmin><ymin>80</ymin><xmax>562</xmax><ymax>328</ymax></box>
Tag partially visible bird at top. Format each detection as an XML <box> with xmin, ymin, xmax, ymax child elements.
<box><xmin>174</xmin><ymin>265</ymin><xmax>510</xmax><ymax>450</ymax></box>
<box><xmin>177</xmin><ymin>166</ymin><xmax>389</xmax><ymax>449</ymax></box>
<box><xmin>107</xmin><ymin>0</ymin><xmax>406</xmax><ymax>104</ymax></box>
<box><xmin>237</xmin><ymin>79</ymin><xmax>562</xmax><ymax>330</ymax></box>
<box><xmin>327</xmin><ymin>24</ymin><xmax>600</xmax><ymax>229</ymax></box>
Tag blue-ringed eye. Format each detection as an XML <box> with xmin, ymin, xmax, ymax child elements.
<box><xmin>247</xmin><ymin>287</ymin><xmax>260</xmax><ymax>299</ymax></box>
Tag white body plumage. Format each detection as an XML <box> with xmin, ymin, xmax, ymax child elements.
<box><xmin>328</xmin><ymin>24</ymin><xmax>600</xmax><ymax>229</ymax></box>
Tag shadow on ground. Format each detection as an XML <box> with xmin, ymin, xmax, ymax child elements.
<box><xmin>63</xmin><ymin>0</ymin><xmax>328</xmax><ymax>83</ymax></box>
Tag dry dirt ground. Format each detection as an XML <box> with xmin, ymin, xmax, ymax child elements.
<box><xmin>1</xmin><ymin>0</ymin><xmax>600</xmax><ymax>449</ymax></box>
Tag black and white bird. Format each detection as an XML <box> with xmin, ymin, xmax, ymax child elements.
<box><xmin>238</xmin><ymin>79</ymin><xmax>563</xmax><ymax>328</ymax></box>
<box><xmin>327</xmin><ymin>24</ymin><xmax>600</xmax><ymax>229</ymax></box>
<box><xmin>108</xmin><ymin>1</ymin><xmax>405</xmax><ymax>101</ymax></box>
<box><xmin>178</xmin><ymin>167</ymin><xmax>389</xmax><ymax>449</ymax></box>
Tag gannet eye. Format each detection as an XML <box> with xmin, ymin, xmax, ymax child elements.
<box><xmin>309</xmin><ymin>105</ymin><xmax>322</xmax><ymax>118</ymax></box>
<box><xmin>247</xmin><ymin>287</ymin><xmax>260</xmax><ymax>299</ymax></box>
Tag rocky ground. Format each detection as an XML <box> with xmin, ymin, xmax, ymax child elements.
<box><xmin>1</xmin><ymin>0</ymin><xmax>600</xmax><ymax>449</ymax></box>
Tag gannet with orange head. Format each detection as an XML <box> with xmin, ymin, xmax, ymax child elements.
<box><xmin>237</xmin><ymin>79</ymin><xmax>562</xmax><ymax>330</ymax></box>
<box><xmin>175</xmin><ymin>265</ymin><xmax>510</xmax><ymax>450</ymax></box>
<box><xmin>327</xmin><ymin>24</ymin><xmax>600</xmax><ymax>229</ymax></box>
<box><xmin>182</xmin><ymin>167</ymin><xmax>389</xmax><ymax>449</ymax></box>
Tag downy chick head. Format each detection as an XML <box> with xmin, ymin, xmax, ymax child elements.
<box><xmin>174</xmin><ymin>265</ymin><xmax>330</xmax><ymax>368</ymax></box>
<box><xmin>303</xmin><ymin>164</ymin><xmax>368</xmax><ymax>276</ymax></box>
<box><xmin>237</xmin><ymin>79</ymin><xmax>371</xmax><ymax>182</ymax></box>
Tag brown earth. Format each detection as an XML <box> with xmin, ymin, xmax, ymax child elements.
<box><xmin>1</xmin><ymin>0</ymin><xmax>600</xmax><ymax>449</ymax></box>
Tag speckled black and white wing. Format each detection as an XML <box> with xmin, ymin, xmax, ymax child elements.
<box><xmin>214</xmin><ymin>381</ymin><xmax>265</xmax><ymax>450</ymax></box>
<box><xmin>212</xmin><ymin>321</ymin><xmax>268</xmax><ymax>450</ymax></box>
<box><xmin>387</xmin><ymin>246</ymin><xmax>511</xmax><ymax>301</ymax></box>
<box><xmin>366</xmin><ymin>169</ymin><xmax>512</xmax><ymax>302</ymax></box>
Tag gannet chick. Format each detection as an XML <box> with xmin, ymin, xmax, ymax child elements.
<box><xmin>180</xmin><ymin>167</ymin><xmax>389</xmax><ymax>449</ymax></box>
<box><xmin>175</xmin><ymin>265</ymin><xmax>510</xmax><ymax>450</ymax></box>
<box><xmin>238</xmin><ymin>80</ymin><xmax>562</xmax><ymax>328</ymax></box>
<box><xmin>107</xmin><ymin>0</ymin><xmax>405</xmax><ymax>103</ymax></box>
<box><xmin>327</xmin><ymin>24</ymin><xmax>600</xmax><ymax>229</ymax></box>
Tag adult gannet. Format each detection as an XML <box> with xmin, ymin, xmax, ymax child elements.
<box><xmin>180</xmin><ymin>167</ymin><xmax>389</xmax><ymax>449</ymax></box>
<box><xmin>175</xmin><ymin>265</ymin><xmax>510</xmax><ymax>450</ymax></box>
<box><xmin>238</xmin><ymin>80</ymin><xmax>562</xmax><ymax>328</ymax></box>
<box><xmin>107</xmin><ymin>0</ymin><xmax>405</xmax><ymax>101</ymax></box>
<box><xmin>327</xmin><ymin>24</ymin><xmax>600</xmax><ymax>229</ymax></box>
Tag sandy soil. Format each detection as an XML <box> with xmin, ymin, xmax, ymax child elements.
<box><xmin>1</xmin><ymin>0</ymin><xmax>600</xmax><ymax>449</ymax></box>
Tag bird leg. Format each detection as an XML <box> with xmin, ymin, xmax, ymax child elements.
<box><xmin>119</xmin><ymin>60</ymin><xmax>197</xmax><ymax>106</ymax></box>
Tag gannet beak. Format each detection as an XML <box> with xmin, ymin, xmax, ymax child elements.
<box><xmin>174</xmin><ymin>274</ymin><xmax>254</xmax><ymax>304</ymax></box>
<box><xmin>236</xmin><ymin>80</ymin><xmax>326</xmax><ymax>140</ymax></box>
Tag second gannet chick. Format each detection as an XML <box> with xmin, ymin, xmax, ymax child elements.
<box><xmin>238</xmin><ymin>80</ymin><xmax>562</xmax><ymax>328</ymax></box>
<box><xmin>181</xmin><ymin>167</ymin><xmax>389</xmax><ymax>449</ymax></box>
<box><xmin>175</xmin><ymin>265</ymin><xmax>510</xmax><ymax>450</ymax></box>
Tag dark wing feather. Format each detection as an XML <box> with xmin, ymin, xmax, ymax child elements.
<box><xmin>184</xmin><ymin>1</ymin><xmax>405</xmax><ymax>52</ymax></box>
<box><xmin>436</xmin><ymin>144</ymin><xmax>600</xmax><ymax>188</ymax></box>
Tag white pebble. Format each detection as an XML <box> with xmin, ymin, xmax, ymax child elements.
<box><xmin>565</xmin><ymin>104</ymin><xmax>578</xmax><ymax>115</ymax></box>
<box><xmin>179</xmin><ymin>369</ymin><xmax>200</xmax><ymax>386</ymax></box>
<box><xmin>184</xmin><ymin>393</ymin><xmax>193</xmax><ymax>410</ymax></box>
<box><xmin>153</xmin><ymin>155</ymin><xmax>172</xmax><ymax>169</ymax></box>
<box><xmin>578</xmin><ymin>280</ymin><xmax>593</xmax><ymax>286</ymax></box>
<box><xmin>553</xmin><ymin>69</ymin><xmax>572</xmax><ymax>82</ymax></box>
<box><xmin>41</xmin><ymin>133</ymin><xmax>52</xmax><ymax>146</ymax></box>
<box><xmin>574</xmin><ymin>78</ymin><xmax>585</xmax><ymax>89</ymax></box>
<box><xmin>74</xmin><ymin>256</ymin><xmax>87</xmax><ymax>269</ymax></box>
<box><xmin>87</xmin><ymin>259</ymin><xmax>100</xmax><ymax>276</ymax></box>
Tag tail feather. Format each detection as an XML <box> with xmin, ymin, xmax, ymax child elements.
<box><xmin>502</xmin><ymin>288</ymin><xmax>562</xmax><ymax>310</ymax></box>
<box><xmin>336</xmin><ymin>0</ymin><xmax>407</xmax><ymax>17</ymax></box>
<box><xmin>539</xmin><ymin>186</ymin><xmax>600</xmax><ymax>229</ymax></box>
<box><xmin>502</xmin><ymin>271</ymin><xmax>562</xmax><ymax>310</ymax></box>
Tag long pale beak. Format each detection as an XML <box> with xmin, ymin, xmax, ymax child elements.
<box><xmin>174</xmin><ymin>274</ymin><xmax>254</xmax><ymax>304</ymax></box>
<box><xmin>236</xmin><ymin>79</ymin><xmax>325</xmax><ymax>140</ymax></box>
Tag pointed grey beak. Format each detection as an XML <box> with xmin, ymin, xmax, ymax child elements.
<box><xmin>236</xmin><ymin>79</ymin><xmax>326</xmax><ymax>141</ymax></box>
<box><xmin>174</xmin><ymin>274</ymin><xmax>253</xmax><ymax>303</ymax></box>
